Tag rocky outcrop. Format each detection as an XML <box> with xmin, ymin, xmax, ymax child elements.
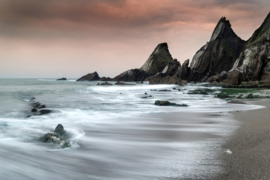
<box><xmin>154</xmin><ymin>100</ymin><xmax>188</xmax><ymax>107</ymax></box>
<box><xmin>175</xmin><ymin>59</ymin><xmax>191</xmax><ymax>80</ymax></box>
<box><xmin>190</xmin><ymin>17</ymin><xmax>246</xmax><ymax>81</ymax></box>
<box><xmin>26</xmin><ymin>99</ymin><xmax>52</xmax><ymax>118</ymax></box>
<box><xmin>39</xmin><ymin>124</ymin><xmax>70</xmax><ymax>148</ymax></box>
<box><xmin>57</xmin><ymin>77</ymin><xmax>67</xmax><ymax>81</ymax></box>
<box><xmin>114</xmin><ymin>81</ymin><xmax>133</xmax><ymax>85</ymax></box>
<box><xmin>147</xmin><ymin>73</ymin><xmax>182</xmax><ymax>85</ymax></box>
<box><xmin>162</xmin><ymin>59</ymin><xmax>180</xmax><ymax>76</ymax></box>
<box><xmin>219</xmin><ymin>12</ymin><xmax>270</xmax><ymax>85</ymax></box>
<box><xmin>77</xmin><ymin>72</ymin><xmax>100</xmax><ymax>81</ymax></box>
<box><xmin>97</xmin><ymin>82</ymin><xmax>113</xmax><ymax>86</ymax></box>
<box><xmin>113</xmin><ymin>69</ymin><xmax>147</xmax><ymax>82</ymax></box>
<box><xmin>100</xmin><ymin>77</ymin><xmax>113</xmax><ymax>81</ymax></box>
<box><xmin>140</xmin><ymin>43</ymin><xmax>174</xmax><ymax>76</ymax></box>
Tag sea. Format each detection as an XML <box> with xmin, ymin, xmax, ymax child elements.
<box><xmin>0</xmin><ymin>79</ymin><xmax>264</xmax><ymax>180</ymax></box>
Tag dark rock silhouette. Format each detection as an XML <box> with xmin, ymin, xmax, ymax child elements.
<box><xmin>114</xmin><ymin>81</ymin><xmax>133</xmax><ymax>85</ymax></box>
<box><xmin>97</xmin><ymin>82</ymin><xmax>113</xmax><ymax>86</ymax></box>
<box><xmin>113</xmin><ymin>69</ymin><xmax>147</xmax><ymax>81</ymax></box>
<box><xmin>77</xmin><ymin>72</ymin><xmax>100</xmax><ymax>81</ymax></box>
<box><xmin>57</xmin><ymin>77</ymin><xmax>67</xmax><ymax>80</ymax></box>
<box><xmin>140</xmin><ymin>43</ymin><xmax>174</xmax><ymax>76</ymax></box>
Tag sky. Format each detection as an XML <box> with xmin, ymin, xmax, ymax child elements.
<box><xmin>0</xmin><ymin>0</ymin><xmax>269</xmax><ymax>78</ymax></box>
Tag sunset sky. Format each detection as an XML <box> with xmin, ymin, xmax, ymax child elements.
<box><xmin>0</xmin><ymin>0</ymin><xmax>269</xmax><ymax>78</ymax></box>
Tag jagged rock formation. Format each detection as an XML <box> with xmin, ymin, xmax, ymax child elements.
<box><xmin>211</xmin><ymin>12</ymin><xmax>270</xmax><ymax>85</ymax></box>
<box><xmin>77</xmin><ymin>72</ymin><xmax>100</xmax><ymax>81</ymax></box>
<box><xmin>162</xmin><ymin>59</ymin><xmax>180</xmax><ymax>76</ymax></box>
<box><xmin>140</xmin><ymin>43</ymin><xmax>174</xmax><ymax>76</ymax></box>
<box><xmin>113</xmin><ymin>69</ymin><xmax>147</xmax><ymax>81</ymax></box>
<box><xmin>190</xmin><ymin>17</ymin><xmax>246</xmax><ymax>81</ymax></box>
<box><xmin>100</xmin><ymin>77</ymin><xmax>113</xmax><ymax>81</ymax></box>
<box><xmin>175</xmin><ymin>59</ymin><xmax>191</xmax><ymax>80</ymax></box>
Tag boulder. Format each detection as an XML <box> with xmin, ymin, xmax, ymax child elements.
<box><xmin>40</xmin><ymin>109</ymin><xmax>52</xmax><ymax>115</ymax></box>
<box><xmin>57</xmin><ymin>77</ymin><xmax>67</xmax><ymax>81</ymax></box>
<box><xmin>77</xmin><ymin>72</ymin><xmax>100</xmax><ymax>81</ymax></box>
<box><xmin>40</xmin><ymin>124</ymin><xmax>70</xmax><ymax>148</ymax></box>
<box><xmin>140</xmin><ymin>43</ymin><xmax>174</xmax><ymax>76</ymax></box>
<box><xmin>154</xmin><ymin>100</ymin><xmax>188</xmax><ymax>107</ymax></box>
<box><xmin>99</xmin><ymin>77</ymin><xmax>113</xmax><ymax>81</ymax></box>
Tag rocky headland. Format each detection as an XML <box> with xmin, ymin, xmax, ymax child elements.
<box><xmin>77</xmin><ymin>12</ymin><xmax>270</xmax><ymax>87</ymax></box>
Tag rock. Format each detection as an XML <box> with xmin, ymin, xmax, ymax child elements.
<box><xmin>154</xmin><ymin>100</ymin><xmax>188</xmax><ymax>107</ymax></box>
<box><xmin>113</xmin><ymin>69</ymin><xmax>148</xmax><ymax>82</ymax></box>
<box><xmin>99</xmin><ymin>77</ymin><xmax>113</xmax><ymax>81</ymax></box>
<box><xmin>147</xmin><ymin>73</ymin><xmax>182</xmax><ymax>85</ymax></box>
<box><xmin>145</xmin><ymin>92</ymin><xmax>147</xmax><ymax>95</ymax></box>
<box><xmin>187</xmin><ymin>91</ymin><xmax>208</xmax><ymax>95</ymax></box>
<box><xmin>114</xmin><ymin>81</ymin><xmax>133</xmax><ymax>85</ymax></box>
<box><xmin>246</xmin><ymin>94</ymin><xmax>255</xmax><ymax>98</ymax></box>
<box><xmin>54</xmin><ymin>124</ymin><xmax>66</xmax><ymax>135</ymax></box>
<box><xmin>76</xmin><ymin>72</ymin><xmax>100</xmax><ymax>81</ymax></box>
<box><xmin>237</xmin><ymin>94</ymin><xmax>243</xmax><ymax>99</ymax></box>
<box><xmin>162</xmin><ymin>59</ymin><xmax>181</xmax><ymax>76</ymax></box>
<box><xmin>189</xmin><ymin>17</ymin><xmax>246</xmax><ymax>81</ymax></box>
<box><xmin>215</xmin><ymin>94</ymin><xmax>231</xmax><ymax>99</ymax></box>
<box><xmin>57</xmin><ymin>77</ymin><xmax>67</xmax><ymax>81</ymax></box>
<box><xmin>31</xmin><ymin>108</ymin><xmax>37</xmax><ymax>112</ymax></box>
<box><xmin>175</xmin><ymin>59</ymin><xmax>191</xmax><ymax>80</ymax></box>
<box><xmin>40</xmin><ymin>105</ymin><xmax>46</xmax><ymax>109</ymax></box>
<box><xmin>40</xmin><ymin>124</ymin><xmax>70</xmax><ymax>148</ymax></box>
<box><xmin>40</xmin><ymin>109</ymin><xmax>52</xmax><ymax>115</ymax></box>
<box><xmin>140</xmin><ymin>43</ymin><xmax>174</xmax><ymax>76</ymax></box>
<box><xmin>98</xmin><ymin>82</ymin><xmax>113</xmax><ymax>86</ymax></box>
<box><xmin>222</xmin><ymin>71</ymin><xmax>242</xmax><ymax>86</ymax></box>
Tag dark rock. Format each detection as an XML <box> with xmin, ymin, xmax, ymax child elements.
<box><xmin>222</xmin><ymin>71</ymin><xmax>242</xmax><ymax>86</ymax></box>
<box><xmin>187</xmin><ymin>91</ymin><xmax>208</xmax><ymax>95</ymax></box>
<box><xmin>57</xmin><ymin>77</ymin><xmax>67</xmax><ymax>81</ymax></box>
<box><xmin>77</xmin><ymin>72</ymin><xmax>100</xmax><ymax>81</ymax></box>
<box><xmin>40</xmin><ymin>109</ymin><xmax>52</xmax><ymax>115</ymax></box>
<box><xmin>114</xmin><ymin>81</ymin><xmax>133</xmax><ymax>85</ymax></box>
<box><xmin>140</xmin><ymin>43</ymin><xmax>174</xmax><ymax>76</ymax></box>
<box><xmin>54</xmin><ymin>124</ymin><xmax>66</xmax><ymax>135</ymax></box>
<box><xmin>98</xmin><ymin>82</ymin><xmax>113</xmax><ymax>86</ymax></box>
<box><xmin>175</xmin><ymin>59</ymin><xmax>191</xmax><ymax>80</ymax></box>
<box><xmin>99</xmin><ymin>77</ymin><xmax>113</xmax><ymax>81</ymax></box>
<box><xmin>147</xmin><ymin>73</ymin><xmax>182</xmax><ymax>85</ymax></box>
<box><xmin>40</xmin><ymin>124</ymin><xmax>70</xmax><ymax>148</ymax></box>
<box><xmin>246</xmin><ymin>94</ymin><xmax>255</xmax><ymax>98</ymax></box>
<box><xmin>215</xmin><ymin>94</ymin><xmax>231</xmax><ymax>99</ymax></box>
<box><xmin>145</xmin><ymin>92</ymin><xmax>147</xmax><ymax>95</ymax></box>
<box><xmin>237</xmin><ymin>94</ymin><xmax>243</xmax><ymax>99</ymax></box>
<box><xmin>189</xmin><ymin>17</ymin><xmax>246</xmax><ymax>81</ymax></box>
<box><xmin>159</xmin><ymin>89</ymin><xmax>171</xmax><ymax>92</ymax></box>
<box><xmin>162</xmin><ymin>59</ymin><xmax>181</xmax><ymax>76</ymax></box>
<box><xmin>154</xmin><ymin>100</ymin><xmax>188</xmax><ymax>107</ymax></box>
<box><xmin>31</xmin><ymin>108</ymin><xmax>37</xmax><ymax>112</ymax></box>
<box><xmin>40</xmin><ymin>105</ymin><xmax>46</xmax><ymax>109</ymax></box>
<box><xmin>113</xmin><ymin>69</ymin><xmax>148</xmax><ymax>82</ymax></box>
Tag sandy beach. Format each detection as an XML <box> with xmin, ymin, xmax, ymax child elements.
<box><xmin>217</xmin><ymin>99</ymin><xmax>270</xmax><ymax>180</ymax></box>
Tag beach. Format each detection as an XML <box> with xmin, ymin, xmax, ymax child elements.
<box><xmin>218</xmin><ymin>99</ymin><xmax>270</xmax><ymax>180</ymax></box>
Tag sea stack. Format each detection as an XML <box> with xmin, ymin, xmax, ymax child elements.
<box><xmin>77</xmin><ymin>71</ymin><xmax>100</xmax><ymax>81</ymax></box>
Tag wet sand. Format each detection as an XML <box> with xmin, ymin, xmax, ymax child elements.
<box><xmin>217</xmin><ymin>99</ymin><xmax>270</xmax><ymax>180</ymax></box>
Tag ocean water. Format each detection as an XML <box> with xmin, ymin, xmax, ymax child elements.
<box><xmin>0</xmin><ymin>79</ymin><xmax>263</xmax><ymax>180</ymax></box>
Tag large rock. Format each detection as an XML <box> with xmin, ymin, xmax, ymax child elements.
<box><xmin>99</xmin><ymin>77</ymin><xmax>113</xmax><ymax>81</ymax></box>
<box><xmin>175</xmin><ymin>59</ymin><xmax>191</xmax><ymax>80</ymax></box>
<box><xmin>113</xmin><ymin>69</ymin><xmax>147</xmax><ymax>82</ymax></box>
<box><xmin>162</xmin><ymin>59</ymin><xmax>180</xmax><ymax>76</ymax></box>
<box><xmin>57</xmin><ymin>77</ymin><xmax>67</xmax><ymax>81</ymax></box>
<box><xmin>189</xmin><ymin>17</ymin><xmax>246</xmax><ymax>81</ymax></box>
<box><xmin>154</xmin><ymin>100</ymin><xmax>188</xmax><ymax>107</ymax></box>
<box><xmin>140</xmin><ymin>43</ymin><xmax>174</xmax><ymax>76</ymax></box>
<box><xmin>77</xmin><ymin>72</ymin><xmax>100</xmax><ymax>81</ymax></box>
<box><xmin>114</xmin><ymin>81</ymin><xmax>133</xmax><ymax>85</ymax></box>
<box><xmin>40</xmin><ymin>124</ymin><xmax>70</xmax><ymax>148</ymax></box>
<box><xmin>224</xmin><ymin>13</ymin><xmax>270</xmax><ymax>83</ymax></box>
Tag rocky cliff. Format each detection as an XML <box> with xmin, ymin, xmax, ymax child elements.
<box><xmin>113</xmin><ymin>69</ymin><xmax>148</xmax><ymax>82</ymax></box>
<box><xmin>140</xmin><ymin>43</ymin><xmax>174</xmax><ymax>76</ymax></box>
<box><xmin>189</xmin><ymin>17</ymin><xmax>246</xmax><ymax>81</ymax></box>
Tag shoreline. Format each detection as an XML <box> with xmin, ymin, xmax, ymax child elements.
<box><xmin>217</xmin><ymin>99</ymin><xmax>270</xmax><ymax>179</ymax></box>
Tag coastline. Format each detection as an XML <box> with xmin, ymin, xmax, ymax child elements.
<box><xmin>217</xmin><ymin>99</ymin><xmax>270</xmax><ymax>179</ymax></box>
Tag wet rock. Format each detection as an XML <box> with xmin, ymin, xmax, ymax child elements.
<box><xmin>114</xmin><ymin>81</ymin><xmax>133</xmax><ymax>85</ymax></box>
<box><xmin>40</xmin><ymin>105</ymin><xmax>46</xmax><ymax>109</ymax></box>
<box><xmin>99</xmin><ymin>77</ymin><xmax>113</xmax><ymax>81</ymax></box>
<box><xmin>154</xmin><ymin>100</ymin><xmax>188</xmax><ymax>107</ymax></box>
<box><xmin>57</xmin><ymin>77</ymin><xmax>67</xmax><ymax>81</ymax></box>
<box><xmin>215</xmin><ymin>94</ymin><xmax>231</xmax><ymax>99</ymax></box>
<box><xmin>187</xmin><ymin>91</ymin><xmax>208</xmax><ymax>95</ymax></box>
<box><xmin>246</xmin><ymin>94</ymin><xmax>255</xmax><ymax>98</ymax></box>
<box><xmin>31</xmin><ymin>108</ymin><xmax>37</xmax><ymax>112</ymax></box>
<box><xmin>98</xmin><ymin>82</ymin><xmax>113</xmax><ymax>86</ymax></box>
<box><xmin>40</xmin><ymin>124</ymin><xmax>70</xmax><ymax>148</ymax></box>
<box><xmin>40</xmin><ymin>109</ymin><xmax>52</xmax><ymax>115</ymax></box>
<box><xmin>237</xmin><ymin>94</ymin><xmax>243</xmax><ymax>99</ymax></box>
